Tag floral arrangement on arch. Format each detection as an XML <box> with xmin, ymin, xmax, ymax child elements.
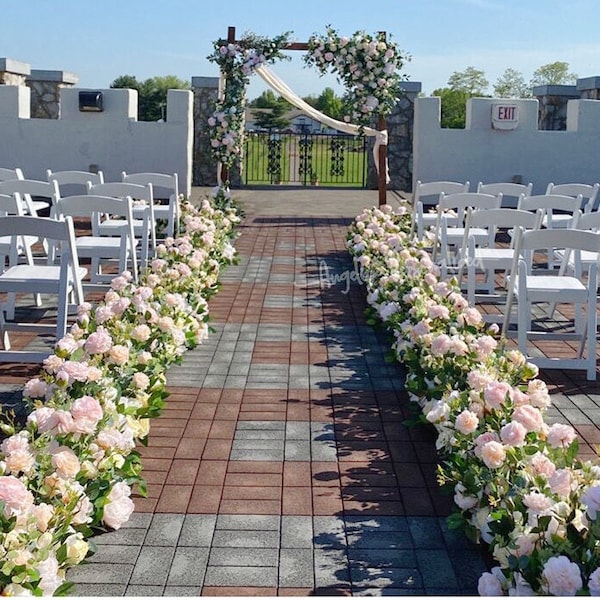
<box><xmin>0</xmin><ymin>186</ymin><xmax>240</xmax><ymax>595</ymax></box>
<box><xmin>304</xmin><ymin>25</ymin><xmax>410</xmax><ymax>128</ymax></box>
<box><xmin>207</xmin><ymin>31</ymin><xmax>291</xmax><ymax>169</ymax></box>
<box><xmin>347</xmin><ymin>203</ymin><xmax>600</xmax><ymax>596</ymax></box>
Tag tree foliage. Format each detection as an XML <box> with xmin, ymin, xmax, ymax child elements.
<box><xmin>110</xmin><ymin>74</ymin><xmax>190</xmax><ymax>121</ymax></box>
<box><xmin>432</xmin><ymin>87</ymin><xmax>469</xmax><ymax>128</ymax></box>
<box><xmin>529</xmin><ymin>61</ymin><xmax>578</xmax><ymax>87</ymax></box>
<box><xmin>447</xmin><ymin>66</ymin><xmax>489</xmax><ymax>96</ymax></box>
<box><xmin>494</xmin><ymin>68</ymin><xmax>530</xmax><ymax>98</ymax></box>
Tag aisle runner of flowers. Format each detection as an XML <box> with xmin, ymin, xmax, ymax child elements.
<box><xmin>347</xmin><ymin>203</ymin><xmax>600</xmax><ymax>596</ymax></box>
<box><xmin>0</xmin><ymin>188</ymin><xmax>240</xmax><ymax>595</ymax></box>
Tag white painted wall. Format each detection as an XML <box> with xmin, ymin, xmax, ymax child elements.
<box><xmin>413</xmin><ymin>96</ymin><xmax>600</xmax><ymax>194</ymax></box>
<box><xmin>0</xmin><ymin>86</ymin><xmax>193</xmax><ymax>196</ymax></box>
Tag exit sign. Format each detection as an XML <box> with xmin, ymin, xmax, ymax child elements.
<box><xmin>492</xmin><ymin>103</ymin><xmax>519</xmax><ymax>130</ymax></box>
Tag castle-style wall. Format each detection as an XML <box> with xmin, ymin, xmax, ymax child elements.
<box><xmin>0</xmin><ymin>86</ymin><xmax>193</xmax><ymax>195</ymax></box>
<box><xmin>413</xmin><ymin>96</ymin><xmax>600</xmax><ymax>194</ymax></box>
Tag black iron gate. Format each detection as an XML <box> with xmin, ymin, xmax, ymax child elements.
<box><xmin>243</xmin><ymin>132</ymin><xmax>368</xmax><ymax>187</ymax></box>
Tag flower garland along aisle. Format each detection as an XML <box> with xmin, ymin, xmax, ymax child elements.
<box><xmin>347</xmin><ymin>202</ymin><xmax>600</xmax><ymax>596</ymax></box>
<box><xmin>0</xmin><ymin>187</ymin><xmax>240</xmax><ymax>596</ymax></box>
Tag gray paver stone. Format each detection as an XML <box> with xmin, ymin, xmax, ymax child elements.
<box><xmin>216</xmin><ymin>514</ymin><xmax>280</xmax><ymax>532</ymax></box>
<box><xmin>281</xmin><ymin>515</ymin><xmax>314</xmax><ymax>548</ymax></box>
<box><xmin>124</xmin><ymin>585</ymin><xmax>165</xmax><ymax>596</ymax></box>
<box><xmin>349</xmin><ymin>566</ymin><xmax>423</xmax><ymax>590</ymax></box>
<box><xmin>166</xmin><ymin>547</ymin><xmax>210</xmax><ymax>586</ymax></box>
<box><xmin>208</xmin><ymin>547</ymin><xmax>279</xmax><ymax>567</ymax></box>
<box><xmin>203</xmin><ymin>565</ymin><xmax>278</xmax><ymax>587</ymax></box>
<box><xmin>280</xmin><ymin>548</ymin><xmax>314</xmax><ymax>587</ymax></box>
<box><xmin>129</xmin><ymin>546</ymin><xmax>176</xmax><ymax>585</ymax></box>
<box><xmin>178</xmin><ymin>514</ymin><xmax>217</xmax><ymax>547</ymax></box>
<box><xmin>145</xmin><ymin>514</ymin><xmax>185</xmax><ymax>546</ymax></box>
<box><xmin>211</xmin><ymin>530</ymin><xmax>280</xmax><ymax>549</ymax></box>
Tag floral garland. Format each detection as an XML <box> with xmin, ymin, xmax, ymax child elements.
<box><xmin>347</xmin><ymin>203</ymin><xmax>600</xmax><ymax>596</ymax></box>
<box><xmin>0</xmin><ymin>186</ymin><xmax>240</xmax><ymax>595</ymax></box>
<box><xmin>304</xmin><ymin>25</ymin><xmax>410</xmax><ymax>128</ymax></box>
<box><xmin>207</xmin><ymin>31</ymin><xmax>291</xmax><ymax>170</ymax></box>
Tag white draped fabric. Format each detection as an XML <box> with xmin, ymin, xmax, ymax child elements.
<box><xmin>254</xmin><ymin>64</ymin><xmax>390</xmax><ymax>184</ymax></box>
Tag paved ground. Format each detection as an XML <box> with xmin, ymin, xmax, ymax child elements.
<box><xmin>2</xmin><ymin>186</ymin><xmax>600</xmax><ymax>595</ymax></box>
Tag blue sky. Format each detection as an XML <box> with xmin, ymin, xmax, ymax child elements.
<box><xmin>4</xmin><ymin>0</ymin><xmax>599</xmax><ymax>99</ymax></box>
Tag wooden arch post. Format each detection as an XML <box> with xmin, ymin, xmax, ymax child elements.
<box><xmin>219</xmin><ymin>26</ymin><xmax>387</xmax><ymax>205</ymax></box>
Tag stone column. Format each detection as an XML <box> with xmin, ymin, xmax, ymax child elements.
<box><xmin>532</xmin><ymin>84</ymin><xmax>579</xmax><ymax>130</ymax></box>
<box><xmin>191</xmin><ymin>76</ymin><xmax>221</xmax><ymax>187</ymax></box>
<box><xmin>26</xmin><ymin>69</ymin><xmax>79</xmax><ymax>119</ymax></box>
<box><xmin>0</xmin><ymin>58</ymin><xmax>30</xmax><ymax>86</ymax></box>
<box><xmin>577</xmin><ymin>76</ymin><xmax>600</xmax><ymax>100</ymax></box>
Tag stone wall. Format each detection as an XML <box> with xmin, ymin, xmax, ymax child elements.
<box><xmin>27</xmin><ymin>70</ymin><xmax>79</xmax><ymax>119</ymax></box>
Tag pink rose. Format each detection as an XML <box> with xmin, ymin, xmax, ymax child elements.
<box><xmin>588</xmin><ymin>567</ymin><xmax>600</xmax><ymax>595</ymax></box>
<box><xmin>0</xmin><ymin>475</ymin><xmax>34</xmax><ymax>517</ymax></box>
<box><xmin>24</xmin><ymin>377</ymin><xmax>48</xmax><ymax>398</ymax></box>
<box><xmin>51</xmin><ymin>446</ymin><xmax>81</xmax><ymax>479</ymax></box>
<box><xmin>474</xmin><ymin>431</ymin><xmax>500</xmax><ymax>457</ymax></box>
<box><xmin>5</xmin><ymin>449</ymin><xmax>35</xmax><ymax>475</ymax></box>
<box><xmin>527</xmin><ymin>379</ymin><xmax>551</xmax><ymax>409</ymax></box>
<box><xmin>84</xmin><ymin>327</ymin><xmax>113</xmax><ymax>354</ymax></box>
<box><xmin>455</xmin><ymin>410</ymin><xmax>479</xmax><ymax>435</ymax></box>
<box><xmin>500</xmin><ymin>421</ymin><xmax>527</xmax><ymax>447</ymax></box>
<box><xmin>548</xmin><ymin>469</ymin><xmax>573</xmax><ymax>497</ymax></box>
<box><xmin>108</xmin><ymin>344</ymin><xmax>130</xmax><ymax>366</ymax></box>
<box><xmin>547</xmin><ymin>423</ymin><xmax>577</xmax><ymax>448</ymax></box>
<box><xmin>523</xmin><ymin>491</ymin><xmax>553</xmax><ymax>514</ymax></box>
<box><xmin>480</xmin><ymin>441</ymin><xmax>506</xmax><ymax>468</ymax></box>
<box><xmin>512</xmin><ymin>405</ymin><xmax>544</xmax><ymax>432</ymax></box>
<box><xmin>71</xmin><ymin>396</ymin><xmax>103</xmax><ymax>434</ymax></box>
<box><xmin>477</xmin><ymin>572</ymin><xmax>503</xmax><ymax>596</ymax></box>
<box><xmin>483</xmin><ymin>381</ymin><xmax>512</xmax><ymax>410</ymax></box>
<box><xmin>528</xmin><ymin>452</ymin><xmax>556</xmax><ymax>478</ymax></box>
<box><xmin>430</xmin><ymin>334</ymin><xmax>452</xmax><ymax>356</ymax></box>
<box><xmin>131</xmin><ymin>324</ymin><xmax>151</xmax><ymax>342</ymax></box>
<box><xmin>542</xmin><ymin>555</ymin><xmax>582</xmax><ymax>596</ymax></box>
<box><xmin>102</xmin><ymin>482</ymin><xmax>135</xmax><ymax>530</ymax></box>
<box><xmin>581</xmin><ymin>485</ymin><xmax>600</xmax><ymax>520</ymax></box>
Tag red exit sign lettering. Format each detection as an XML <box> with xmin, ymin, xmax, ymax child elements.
<box><xmin>492</xmin><ymin>103</ymin><xmax>519</xmax><ymax>130</ymax></box>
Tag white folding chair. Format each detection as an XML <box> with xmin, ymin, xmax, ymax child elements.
<box><xmin>0</xmin><ymin>178</ymin><xmax>59</xmax><ymax>218</ymax></box>
<box><xmin>0</xmin><ymin>215</ymin><xmax>87</xmax><ymax>362</ymax></box>
<box><xmin>545</xmin><ymin>182</ymin><xmax>600</xmax><ymax>214</ymax></box>
<box><xmin>87</xmin><ymin>181</ymin><xmax>155</xmax><ymax>269</ymax></box>
<box><xmin>502</xmin><ymin>227</ymin><xmax>600</xmax><ymax>380</ymax></box>
<box><xmin>411</xmin><ymin>180</ymin><xmax>470</xmax><ymax>240</ymax></box>
<box><xmin>518</xmin><ymin>193</ymin><xmax>584</xmax><ymax>270</ymax></box>
<box><xmin>0</xmin><ymin>192</ymin><xmax>41</xmax><ymax>320</ymax></box>
<box><xmin>476</xmin><ymin>181</ymin><xmax>533</xmax><ymax>209</ymax></box>
<box><xmin>47</xmin><ymin>169</ymin><xmax>105</xmax><ymax>197</ymax></box>
<box><xmin>121</xmin><ymin>171</ymin><xmax>179</xmax><ymax>238</ymax></box>
<box><xmin>55</xmin><ymin>194</ymin><xmax>139</xmax><ymax>285</ymax></box>
<box><xmin>457</xmin><ymin>207</ymin><xmax>544</xmax><ymax>311</ymax></box>
<box><xmin>432</xmin><ymin>191</ymin><xmax>502</xmax><ymax>278</ymax></box>
<box><xmin>0</xmin><ymin>168</ymin><xmax>24</xmax><ymax>182</ymax></box>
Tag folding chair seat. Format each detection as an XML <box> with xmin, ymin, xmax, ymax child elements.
<box><xmin>87</xmin><ymin>181</ymin><xmax>155</xmax><ymax>269</ymax></box>
<box><xmin>476</xmin><ymin>181</ymin><xmax>533</xmax><ymax>209</ymax></box>
<box><xmin>121</xmin><ymin>171</ymin><xmax>179</xmax><ymax>238</ymax></box>
<box><xmin>411</xmin><ymin>180</ymin><xmax>470</xmax><ymax>241</ymax></box>
<box><xmin>0</xmin><ymin>215</ymin><xmax>87</xmax><ymax>362</ymax></box>
<box><xmin>457</xmin><ymin>207</ymin><xmax>543</xmax><ymax>311</ymax></box>
<box><xmin>502</xmin><ymin>227</ymin><xmax>600</xmax><ymax>380</ymax></box>
<box><xmin>55</xmin><ymin>194</ymin><xmax>138</xmax><ymax>285</ymax></box>
<box><xmin>432</xmin><ymin>191</ymin><xmax>502</xmax><ymax>278</ymax></box>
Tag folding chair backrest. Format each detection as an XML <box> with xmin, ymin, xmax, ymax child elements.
<box><xmin>465</xmin><ymin>207</ymin><xmax>543</xmax><ymax>247</ymax></box>
<box><xmin>545</xmin><ymin>182</ymin><xmax>600</xmax><ymax>212</ymax></box>
<box><xmin>56</xmin><ymin>194</ymin><xmax>134</xmax><ymax>227</ymax></box>
<box><xmin>518</xmin><ymin>194</ymin><xmax>583</xmax><ymax>226</ymax></box>
<box><xmin>0</xmin><ymin>192</ymin><xmax>24</xmax><ymax>216</ymax></box>
<box><xmin>48</xmin><ymin>169</ymin><xmax>104</xmax><ymax>196</ymax></box>
<box><xmin>576</xmin><ymin>209</ymin><xmax>600</xmax><ymax>232</ymax></box>
<box><xmin>0</xmin><ymin>179</ymin><xmax>59</xmax><ymax>216</ymax></box>
<box><xmin>88</xmin><ymin>181</ymin><xmax>152</xmax><ymax>202</ymax></box>
<box><xmin>436</xmin><ymin>192</ymin><xmax>501</xmax><ymax>228</ymax></box>
<box><xmin>414</xmin><ymin>180</ymin><xmax>470</xmax><ymax>206</ymax></box>
<box><xmin>121</xmin><ymin>172</ymin><xmax>178</xmax><ymax>200</ymax></box>
<box><xmin>477</xmin><ymin>181</ymin><xmax>533</xmax><ymax>208</ymax></box>
<box><xmin>0</xmin><ymin>168</ymin><xmax>24</xmax><ymax>182</ymax></box>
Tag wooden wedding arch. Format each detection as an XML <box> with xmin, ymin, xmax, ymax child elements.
<box><xmin>221</xmin><ymin>26</ymin><xmax>388</xmax><ymax>206</ymax></box>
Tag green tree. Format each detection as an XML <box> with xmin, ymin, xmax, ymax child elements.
<box><xmin>529</xmin><ymin>61</ymin><xmax>578</xmax><ymax>88</ymax></box>
<box><xmin>110</xmin><ymin>74</ymin><xmax>190</xmax><ymax>121</ymax></box>
<box><xmin>447</xmin><ymin>66</ymin><xmax>489</xmax><ymax>96</ymax></box>
<box><xmin>252</xmin><ymin>103</ymin><xmax>290</xmax><ymax>130</ymax></box>
<box><xmin>432</xmin><ymin>88</ymin><xmax>469</xmax><ymax>128</ymax></box>
<box><xmin>311</xmin><ymin>87</ymin><xmax>344</xmax><ymax>120</ymax></box>
<box><xmin>494</xmin><ymin>68</ymin><xmax>530</xmax><ymax>98</ymax></box>
<box><xmin>248</xmin><ymin>90</ymin><xmax>280</xmax><ymax>108</ymax></box>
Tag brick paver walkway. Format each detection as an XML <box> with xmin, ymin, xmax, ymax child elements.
<box><xmin>67</xmin><ymin>207</ymin><xmax>490</xmax><ymax>596</ymax></box>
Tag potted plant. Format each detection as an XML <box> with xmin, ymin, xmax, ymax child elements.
<box><xmin>310</xmin><ymin>170</ymin><xmax>319</xmax><ymax>186</ymax></box>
